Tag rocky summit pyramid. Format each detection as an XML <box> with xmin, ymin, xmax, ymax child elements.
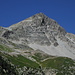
<box><xmin>0</xmin><ymin>13</ymin><xmax>75</xmax><ymax>75</ymax></box>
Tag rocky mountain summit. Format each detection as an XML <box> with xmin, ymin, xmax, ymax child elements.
<box><xmin>0</xmin><ymin>13</ymin><xmax>75</xmax><ymax>75</ymax></box>
<box><xmin>2</xmin><ymin>13</ymin><xmax>75</xmax><ymax>59</ymax></box>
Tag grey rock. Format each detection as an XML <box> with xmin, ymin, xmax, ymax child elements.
<box><xmin>2</xmin><ymin>13</ymin><xmax>67</xmax><ymax>46</ymax></box>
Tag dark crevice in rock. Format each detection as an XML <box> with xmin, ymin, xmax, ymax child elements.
<box><xmin>2</xmin><ymin>31</ymin><xmax>14</xmax><ymax>39</ymax></box>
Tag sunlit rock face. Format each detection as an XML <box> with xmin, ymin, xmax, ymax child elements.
<box><xmin>1</xmin><ymin>13</ymin><xmax>75</xmax><ymax>59</ymax></box>
<box><xmin>2</xmin><ymin>13</ymin><xmax>66</xmax><ymax>44</ymax></box>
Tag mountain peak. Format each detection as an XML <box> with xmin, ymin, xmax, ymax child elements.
<box><xmin>32</xmin><ymin>12</ymin><xmax>50</xmax><ymax>21</ymax></box>
<box><xmin>35</xmin><ymin>12</ymin><xmax>45</xmax><ymax>15</ymax></box>
<box><xmin>0</xmin><ymin>13</ymin><xmax>75</xmax><ymax>75</ymax></box>
<box><xmin>9</xmin><ymin>13</ymin><xmax>57</xmax><ymax>29</ymax></box>
<box><xmin>34</xmin><ymin>12</ymin><xmax>46</xmax><ymax>17</ymax></box>
<box><xmin>7</xmin><ymin>13</ymin><xmax>66</xmax><ymax>39</ymax></box>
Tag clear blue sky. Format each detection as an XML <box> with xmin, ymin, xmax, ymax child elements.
<box><xmin>0</xmin><ymin>0</ymin><xmax>75</xmax><ymax>34</ymax></box>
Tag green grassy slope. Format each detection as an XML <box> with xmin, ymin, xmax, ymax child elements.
<box><xmin>0</xmin><ymin>44</ymin><xmax>75</xmax><ymax>75</ymax></box>
<box><xmin>41</xmin><ymin>57</ymin><xmax>75</xmax><ymax>75</ymax></box>
<box><xmin>0</xmin><ymin>44</ymin><xmax>13</xmax><ymax>52</ymax></box>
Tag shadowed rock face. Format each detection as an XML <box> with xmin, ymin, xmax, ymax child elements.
<box><xmin>2</xmin><ymin>31</ymin><xmax>14</xmax><ymax>39</ymax></box>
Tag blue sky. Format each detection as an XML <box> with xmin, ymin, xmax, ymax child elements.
<box><xmin>0</xmin><ymin>0</ymin><xmax>75</xmax><ymax>34</ymax></box>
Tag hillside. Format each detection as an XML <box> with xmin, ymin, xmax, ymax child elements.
<box><xmin>0</xmin><ymin>13</ymin><xmax>75</xmax><ymax>75</ymax></box>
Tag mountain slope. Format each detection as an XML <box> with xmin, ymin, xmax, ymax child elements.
<box><xmin>0</xmin><ymin>13</ymin><xmax>75</xmax><ymax>75</ymax></box>
<box><xmin>2</xmin><ymin>13</ymin><xmax>75</xmax><ymax>59</ymax></box>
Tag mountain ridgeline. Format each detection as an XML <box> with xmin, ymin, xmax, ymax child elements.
<box><xmin>0</xmin><ymin>13</ymin><xmax>75</xmax><ymax>75</ymax></box>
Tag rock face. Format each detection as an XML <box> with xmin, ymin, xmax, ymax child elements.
<box><xmin>2</xmin><ymin>13</ymin><xmax>75</xmax><ymax>59</ymax></box>
<box><xmin>0</xmin><ymin>13</ymin><xmax>75</xmax><ymax>75</ymax></box>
